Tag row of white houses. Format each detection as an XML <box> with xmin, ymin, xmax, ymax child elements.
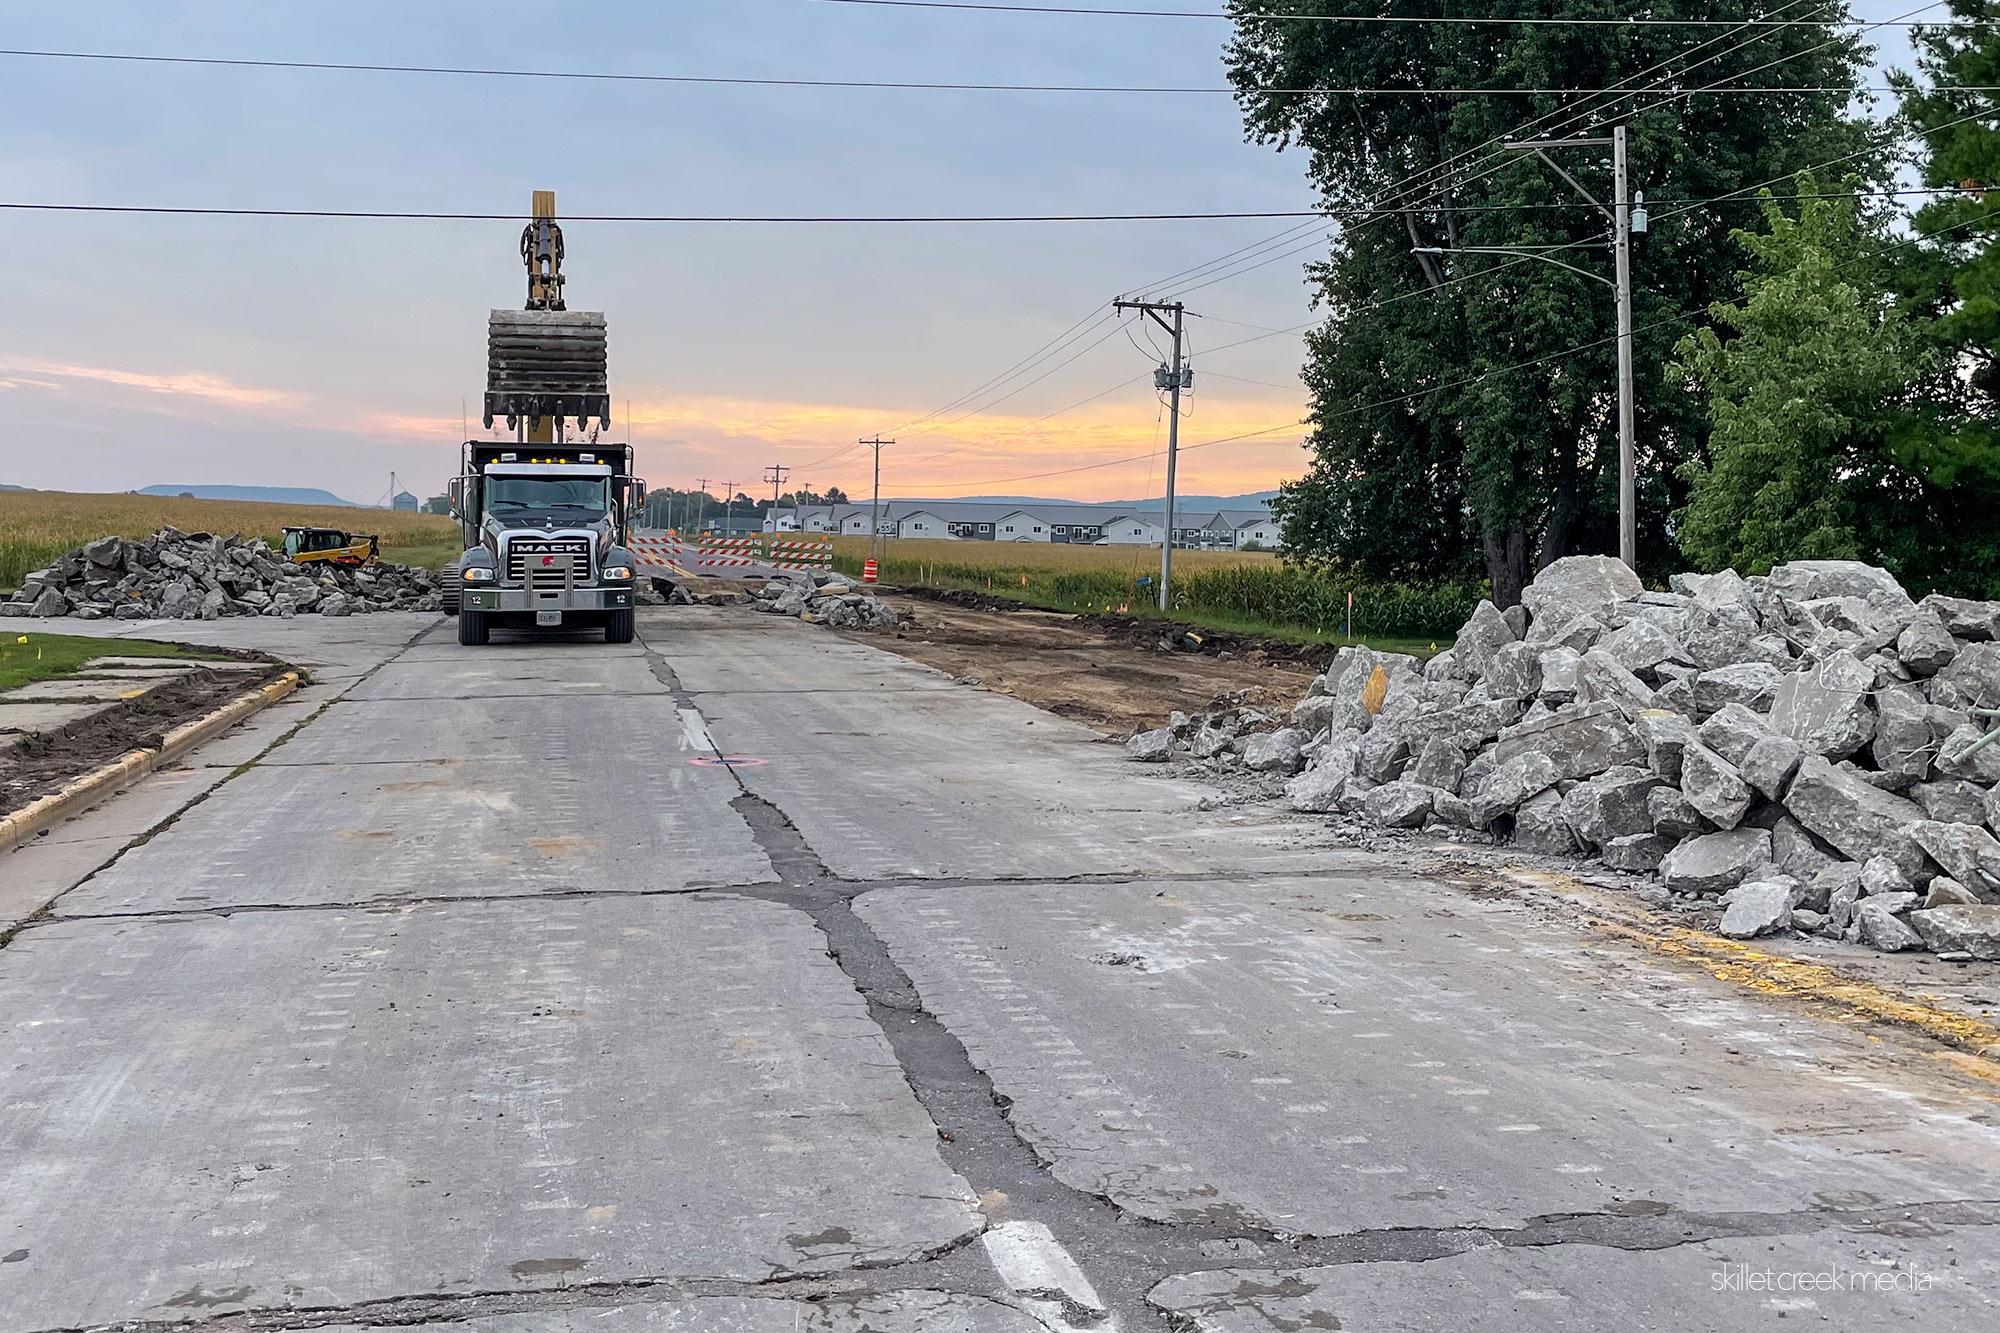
<box><xmin>761</xmin><ymin>501</ymin><xmax>1281</xmax><ymax>550</ymax></box>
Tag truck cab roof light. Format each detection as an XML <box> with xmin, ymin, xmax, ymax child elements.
<box><xmin>500</xmin><ymin>452</ymin><xmax>517</xmax><ymax>462</ymax></box>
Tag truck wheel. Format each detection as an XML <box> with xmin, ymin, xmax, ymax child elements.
<box><xmin>458</xmin><ymin>608</ymin><xmax>490</xmax><ymax>645</ymax></box>
<box><xmin>605</xmin><ymin>607</ymin><xmax>635</xmax><ymax>644</ymax></box>
<box><xmin>442</xmin><ymin>559</ymin><xmax>461</xmax><ymax>617</ymax></box>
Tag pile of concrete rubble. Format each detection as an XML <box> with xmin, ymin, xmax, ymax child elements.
<box><xmin>1</xmin><ymin>529</ymin><xmax>443</xmax><ymax>620</ymax></box>
<box><xmin>1130</xmin><ymin>555</ymin><xmax>2000</xmax><ymax>959</ymax></box>
<box><xmin>751</xmin><ymin>572</ymin><xmax>906</xmax><ymax>630</ymax></box>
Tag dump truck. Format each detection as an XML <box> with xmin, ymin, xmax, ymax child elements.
<box><xmin>445</xmin><ymin>191</ymin><xmax>646</xmax><ymax>645</ymax></box>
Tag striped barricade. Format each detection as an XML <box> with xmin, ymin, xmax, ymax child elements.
<box><xmin>631</xmin><ymin>529</ymin><xmax>834</xmax><ymax>582</ymax></box>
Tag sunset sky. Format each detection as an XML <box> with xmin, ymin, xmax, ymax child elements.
<box><xmin>1</xmin><ymin>2</ymin><xmax>1915</xmax><ymax>506</ymax></box>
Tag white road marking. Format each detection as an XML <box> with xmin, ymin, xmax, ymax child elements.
<box><xmin>982</xmin><ymin>1219</ymin><xmax>1115</xmax><ymax>1332</ymax></box>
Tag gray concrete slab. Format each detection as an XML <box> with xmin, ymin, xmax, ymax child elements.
<box><xmin>1149</xmin><ymin>1230</ymin><xmax>2000</xmax><ymax>1331</ymax></box>
<box><xmin>56</xmin><ymin>750</ymin><xmax>773</xmax><ymax>914</ymax></box>
<box><xmin>267</xmin><ymin>693</ymin><xmax>712</xmax><ymax>767</ymax></box>
<box><xmin>78</xmin><ymin>655</ymin><xmax>249</xmax><ymax>671</ymax></box>
<box><xmin>666</xmin><ymin>622</ymin><xmax>960</xmax><ymax>696</ymax></box>
<box><xmin>23</xmin><ymin>612</ymin><xmax>438</xmax><ymax>682</ymax></box>
<box><xmin>1</xmin><ymin>766</ymin><xmax>237</xmax><ymax>930</ymax></box>
<box><xmin>184</xmin><ymin>696</ymin><xmax>324</xmax><ymax>768</ymax></box>
<box><xmin>0</xmin><ymin>700</ymin><xmax>111</xmax><ymax>733</ymax></box>
<box><xmin>0</xmin><ymin>896</ymin><xmax>982</xmax><ymax>1329</ymax></box>
<box><xmin>687</xmin><ymin>680</ymin><xmax>1369</xmax><ymax>879</ymax></box>
<box><xmin>857</xmin><ymin>878</ymin><xmax>2000</xmax><ymax>1234</ymax></box>
<box><xmin>347</xmin><ymin>650</ymin><xmax>670</xmax><ymax>700</ymax></box>
<box><xmin>323</xmin><ymin>1293</ymin><xmax>1046</xmax><ymax>1331</ymax></box>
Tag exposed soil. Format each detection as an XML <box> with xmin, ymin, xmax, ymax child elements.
<box><xmin>1</xmin><ymin>664</ymin><xmax>282</xmax><ymax>816</ymax></box>
<box><xmin>838</xmin><ymin>593</ymin><xmax>1321</xmax><ymax>736</ymax></box>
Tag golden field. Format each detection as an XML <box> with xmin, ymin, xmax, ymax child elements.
<box><xmin>827</xmin><ymin>534</ymin><xmax>1280</xmax><ymax>574</ymax></box>
<box><xmin>0</xmin><ymin>490</ymin><xmax>459</xmax><ymax>587</ymax></box>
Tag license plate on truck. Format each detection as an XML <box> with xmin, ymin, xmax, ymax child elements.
<box><xmin>536</xmin><ymin>610</ymin><xmax>562</xmax><ymax>627</ymax></box>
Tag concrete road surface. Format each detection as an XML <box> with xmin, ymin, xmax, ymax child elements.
<box><xmin>3</xmin><ymin>606</ymin><xmax>1998</xmax><ymax>1332</ymax></box>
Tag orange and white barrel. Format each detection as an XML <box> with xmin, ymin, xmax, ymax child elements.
<box><xmin>862</xmin><ymin>558</ymin><xmax>879</xmax><ymax>584</ymax></box>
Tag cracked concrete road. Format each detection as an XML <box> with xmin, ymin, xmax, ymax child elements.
<box><xmin>3</xmin><ymin>606</ymin><xmax>1998</xmax><ymax>1331</ymax></box>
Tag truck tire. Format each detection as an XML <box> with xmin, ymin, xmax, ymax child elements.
<box><xmin>605</xmin><ymin>607</ymin><xmax>635</xmax><ymax>644</ymax></box>
<box><xmin>442</xmin><ymin>559</ymin><xmax>461</xmax><ymax>617</ymax></box>
<box><xmin>458</xmin><ymin>607</ymin><xmax>490</xmax><ymax>645</ymax></box>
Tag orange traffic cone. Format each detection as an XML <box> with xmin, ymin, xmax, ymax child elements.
<box><xmin>862</xmin><ymin>558</ymin><xmax>878</xmax><ymax>584</ymax></box>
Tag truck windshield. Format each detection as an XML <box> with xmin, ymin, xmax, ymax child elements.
<box><xmin>486</xmin><ymin>476</ymin><xmax>608</xmax><ymax>517</ymax></box>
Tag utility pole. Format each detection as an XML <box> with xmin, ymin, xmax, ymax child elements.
<box><xmin>721</xmin><ymin>479</ymin><xmax>738</xmax><ymax>539</ymax></box>
<box><xmin>860</xmin><ymin>437</ymin><xmax>893</xmax><ymax>563</ymax></box>
<box><xmin>1416</xmin><ymin>127</ymin><xmax>1646</xmax><ymax>570</ymax></box>
<box><xmin>763</xmin><ymin>464</ymin><xmax>791</xmax><ymax>546</ymax></box>
<box><xmin>1113</xmin><ymin>299</ymin><xmax>1188</xmax><ymax>611</ymax></box>
<box><xmin>693</xmin><ymin>476</ymin><xmax>711</xmax><ymax>535</ymax></box>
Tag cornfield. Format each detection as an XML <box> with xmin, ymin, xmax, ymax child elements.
<box><xmin>828</xmin><ymin>536</ymin><xmax>1478</xmax><ymax>639</ymax></box>
<box><xmin>0</xmin><ymin>490</ymin><xmax>459</xmax><ymax>589</ymax></box>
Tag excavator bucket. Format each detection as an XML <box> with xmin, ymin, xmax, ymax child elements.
<box><xmin>483</xmin><ymin>308</ymin><xmax>610</xmax><ymax>433</ymax></box>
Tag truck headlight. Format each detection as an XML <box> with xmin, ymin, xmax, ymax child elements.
<box><xmin>601</xmin><ymin>566</ymin><xmax>633</xmax><ymax>581</ymax></box>
<box><xmin>461</xmin><ymin>566</ymin><xmax>495</xmax><ymax>583</ymax></box>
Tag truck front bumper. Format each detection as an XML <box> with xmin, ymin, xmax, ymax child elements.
<box><xmin>462</xmin><ymin>586</ymin><xmax>633</xmax><ymax>613</ymax></box>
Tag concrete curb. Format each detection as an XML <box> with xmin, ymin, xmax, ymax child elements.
<box><xmin>0</xmin><ymin>670</ymin><xmax>300</xmax><ymax>855</ymax></box>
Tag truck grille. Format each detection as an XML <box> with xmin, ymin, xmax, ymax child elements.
<box><xmin>506</xmin><ymin>538</ymin><xmax>592</xmax><ymax>585</ymax></box>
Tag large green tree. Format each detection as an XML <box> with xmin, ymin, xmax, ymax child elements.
<box><xmin>1670</xmin><ymin>179</ymin><xmax>1939</xmax><ymax>575</ymax></box>
<box><xmin>1225</xmin><ymin>1</ymin><xmax>1873</xmax><ymax>603</ymax></box>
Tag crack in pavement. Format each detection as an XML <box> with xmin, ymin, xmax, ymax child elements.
<box><xmin>2</xmin><ymin>620</ymin><xmax>443</xmax><ymax>947</ymax></box>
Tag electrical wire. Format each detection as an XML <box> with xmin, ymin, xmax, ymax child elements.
<box><xmin>3</xmin><ymin>44</ymin><xmax>1969</xmax><ymax>97</ymax></box>
<box><xmin>803</xmin><ymin>0</ymin><xmax>1990</xmax><ymax>25</ymax></box>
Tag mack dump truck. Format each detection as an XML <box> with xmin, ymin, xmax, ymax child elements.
<box><xmin>445</xmin><ymin>191</ymin><xmax>646</xmax><ymax>646</ymax></box>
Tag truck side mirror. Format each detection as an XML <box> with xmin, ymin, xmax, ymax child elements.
<box><xmin>448</xmin><ymin>477</ymin><xmax>464</xmax><ymax>519</ymax></box>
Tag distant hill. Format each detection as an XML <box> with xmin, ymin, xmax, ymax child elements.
<box><xmin>139</xmin><ymin>484</ymin><xmax>360</xmax><ymax>507</ymax></box>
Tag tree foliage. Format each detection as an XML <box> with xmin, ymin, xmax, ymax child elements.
<box><xmin>1226</xmin><ymin>1</ymin><xmax>1873</xmax><ymax>603</ymax></box>
<box><xmin>1670</xmin><ymin>179</ymin><xmax>1939</xmax><ymax>575</ymax></box>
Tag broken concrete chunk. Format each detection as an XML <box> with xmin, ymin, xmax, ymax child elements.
<box><xmin>1125</xmin><ymin>727</ymin><xmax>1178</xmax><ymax>762</ymax></box>
<box><xmin>1856</xmin><ymin>899</ymin><xmax>1925</xmax><ymax>952</ymax></box>
<box><xmin>1739</xmin><ymin>733</ymin><xmax>1805</xmax><ymax>801</ymax></box>
<box><xmin>1647</xmin><ymin>786</ymin><xmax>1708</xmax><ymax>839</ymax></box>
<box><xmin>1536</xmin><ymin>647</ymin><xmax>1581</xmax><ymax>702</ymax></box>
<box><xmin>1935</xmin><ymin>721</ymin><xmax>2000</xmax><ymax>785</ymax></box>
<box><xmin>1242</xmin><ymin>727</ymin><xmax>1308</xmax><ymax>774</ymax></box>
<box><xmin>1698</xmin><ymin>703</ymin><xmax>1774</xmax><ymax>767</ymax></box>
<box><xmin>1782</xmin><ymin>756</ymin><xmax>1933</xmax><ymax>883</ymax></box>
<box><xmin>1909</xmin><ymin>821</ymin><xmax>2000</xmax><ymax>896</ymax></box>
<box><xmin>1768</xmin><ymin>652</ymin><xmax>1877</xmax><ymax>760</ymax></box>
<box><xmin>1764</xmin><ymin>559</ymin><xmax>1913</xmax><ymax>609</ymax></box>
<box><xmin>1560</xmin><ymin>766</ymin><xmax>1662</xmax><ymax>851</ymax></box>
<box><xmin>1364</xmin><ymin>780</ymin><xmax>1435</xmax><ymax>829</ymax></box>
<box><xmin>1923</xmin><ymin>877</ymin><xmax>1981</xmax><ymax>909</ymax></box>
<box><xmin>1859</xmin><ymin>855</ymin><xmax>1914</xmax><ymax>897</ymax></box>
<box><xmin>1289</xmin><ymin>693</ymin><xmax>1343</xmax><ymax>734</ymax></box>
<box><xmin>1934</xmin><ymin>641</ymin><xmax>2000</xmax><ymax>711</ymax></box>
<box><xmin>1521</xmin><ymin>554</ymin><xmax>1644</xmax><ymax>622</ymax></box>
<box><xmin>1914</xmin><ymin>779</ymin><xmax>1989</xmax><ymax>826</ymax></box>
<box><xmin>1453</xmin><ymin>599</ymin><xmax>1516</xmax><ymax>680</ymax></box>
<box><xmin>1634</xmin><ymin>709</ymin><xmax>1699</xmax><ymax>783</ymax></box>
<box><xmin>1486</xmin><ymin>640</ymin><xmax>1543</xmax><ymax>700</ymax></box>
<box><xmin>1679</xmin><ymin>742</ymin><xmax>1757</xmax><ymax>831</ymax></box>
<box><xmin>1693</xmin><ymin>662</ymin><xmax>1783</xmax><ymax>716</ymax></box>
<box><xmin>1896</xmin><ymin>607</ymin><xmax>1958</xmax><ymax>676</ymax></box>
<box><xmin>1285</xmin><ymin>765</ymin><xmax>1350</xmax><ymax>813</ymax></box>
<box><xmin>1907</xmin><ymin>904</ymin><xmax>2000</xmax><ymax>958</ymax></box>
<box><xmin>1577</xmin><ymin>648</ymin><xmax>1658</xmax><ymax>717</ymax></box>
<box><xmin>1921</xmin><ymin>593</ymin><xmax>2000</xmax><ymax>641</ymax></box>
<box><xmin>1719</xmin><ymin>876</ymin><xmax>1800</xmax><ymax>938</ymax></box>
<box><xmin>1408</xmin><ymin>738</ymin><xmax>1466</xmax><ymax>794</ymax></box>
<box><xmin>1659</xmin><ymin>828</ymin><xmax>1773</xmax><ymax>895</ymax></box>
<box><xmin>1492</xmin><ymin>699</ymin><xmax>1643</xmax><ymax>780</ymax></box>
<box><xmin>1600</xmin><ymin>618</ymin><xmax>1692</xmax><ymax>676</ymax></box>
<box><xmin>1871</xmin><ymin>683</ymin><xmax>1937</xmax><ymax>780</ymax></box>
<box><xmin>1603</xmin><ymin>831</ymin><xmax>1675</xmax><ymax>872</ymax></box>
<box><xmin>1481</xmin><ymin>750</ymin><xmax>1563</xmax><ymax>813</ymax></box>
<box><xmin>1514</xmin><ymin>788</ymin><xmax>1579</xmax><ymax>854</ymax></box>
<box><xmin>1769</xmin><ymin>815</ymin><xmax>1836</xmax><ymax>880</ymax></box>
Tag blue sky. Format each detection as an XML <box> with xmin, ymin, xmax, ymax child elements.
<box><xmin>0</xmin><ymin>2</ymin><xmax>1927</xmax><ymax>504</ymax></box>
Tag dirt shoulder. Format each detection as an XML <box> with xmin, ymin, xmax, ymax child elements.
<box><xmin>2</xmin><ymin>659</ymin><xmax>284</xmax><ymax>817</ymax></box>
<box><xmin>837</xmin><ymin>590</ymin><xmax>1321</xmax><ymax>736</ymax></box>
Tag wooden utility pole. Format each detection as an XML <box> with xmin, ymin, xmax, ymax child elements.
<box><xmin>1113</xmin><ymin>299</ymin><xmax>1187</xmax><ymax>611</ymax></box>
<box><xmin>860</xmin><ymin>437</ymin><xmax>893</xmax><ymax>563</ymax></box>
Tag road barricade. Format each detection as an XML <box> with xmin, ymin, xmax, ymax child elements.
<box><xmin>628</xmin><ymin>529</ymin><xmax>834</xmax><ymax>584</ymax></box>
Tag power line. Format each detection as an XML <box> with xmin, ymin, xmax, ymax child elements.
<box><xmin>1</xmin><ymin>47</ymin><xmax>1975</xmax><ymax>97</ymax></box>
<box><xmin>802</xmin><ymin>0</ymin><xmax>1987</xmax><ymax>26</ymax></box>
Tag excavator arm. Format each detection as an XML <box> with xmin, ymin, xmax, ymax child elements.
<box><xmin>485</xmin><ymin>190</ymin><xmax>609</xmax><ymax>439</ymax></box>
